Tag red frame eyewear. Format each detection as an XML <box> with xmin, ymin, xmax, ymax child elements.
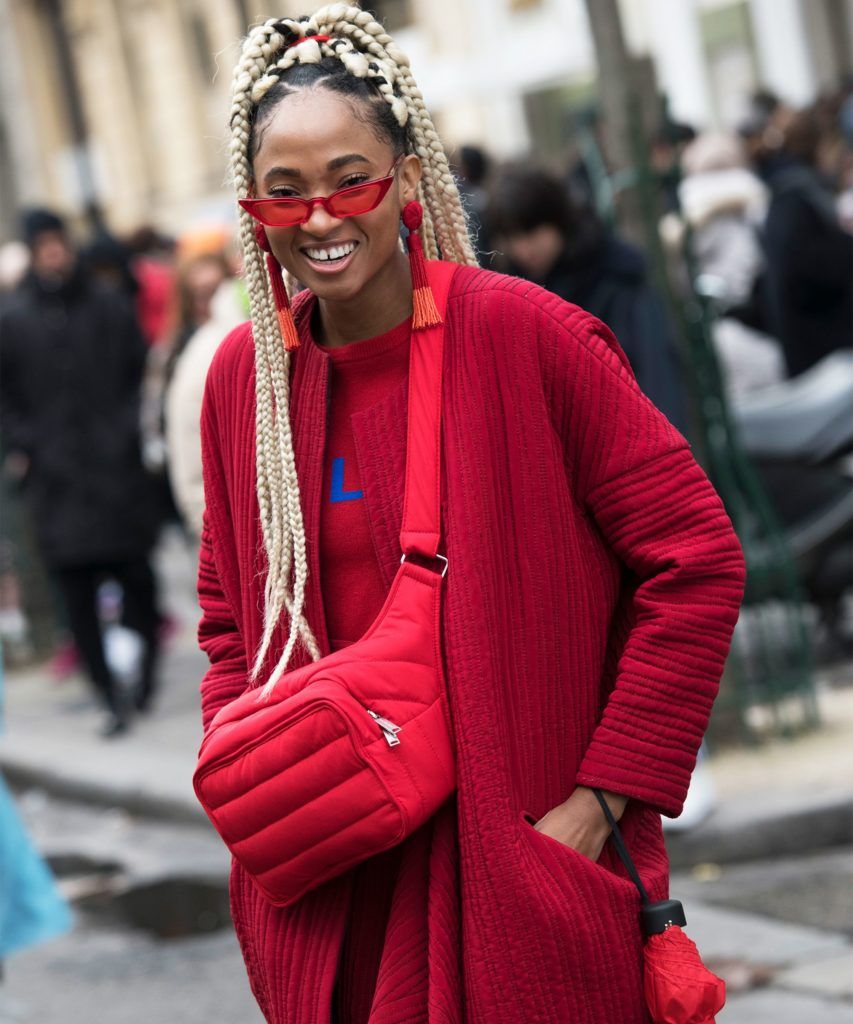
<box><xmin>240</xmin><ymin>155</ymin><xmax>404</xmax><ymax>228</ymax></box>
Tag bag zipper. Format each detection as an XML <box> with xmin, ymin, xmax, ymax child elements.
<box><xmin>367</xmin><ymin>709</ymin><xmax>402</xmax><ymax>747</ymax></box>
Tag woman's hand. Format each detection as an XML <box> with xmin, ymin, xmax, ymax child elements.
<box><xmin>531</xmin><ymin>786</ymin><xmax>629</xmax><ymax>862</ymax></box>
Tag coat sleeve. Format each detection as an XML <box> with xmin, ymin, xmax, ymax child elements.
<box><xmin>197</xmin><ymin>509</ymin><xmax>250</xmax><ymax>735</ymax></box>
<box><xmin>196</xmin><ymin>344</ymin><xmax>251</xmax><ymax>735</ymax></box>
<box><xmin>536</xmin><ymin>296</ymin><xmax>747</xmax><ymax>817</ymax></box>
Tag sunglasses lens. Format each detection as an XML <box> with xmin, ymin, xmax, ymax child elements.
<box><xmin>240</xmin><ymin>199</ymin><xmax>307</xmax><ymax>227</ymax></box>
<box><xmin>241</xmin><ymin>172</ymin><xmax>394</xmax><ymax>227</ymax></box>
<box><xmin>261</xmin><ymin>201</ymin><xmax>309</xmax><ymax>227</ymax></box>
<box><xmin>327</xmin><ymin>180</ymin><xmax>387</xmax><ymax>218</ymax></box>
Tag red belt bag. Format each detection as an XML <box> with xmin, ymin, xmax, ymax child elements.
<box><xmin>193</xmin><ymin>260</ymin><xmax>458</xmax><ymax>907</ymax></box>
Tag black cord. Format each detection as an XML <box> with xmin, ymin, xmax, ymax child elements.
<box><xmin>591</xmin><ymin>788</ymin><xmax>650</xmax><ymax>906</ymax></box>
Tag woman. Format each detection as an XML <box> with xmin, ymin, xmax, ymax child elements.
<box><xmin>487</xmin><ymin>163</ymin><xmax>690</xmax><ymax>433</ymax></box>
<box><xmin>197</xmin><ymin>8</ymin><xmax>746</xmax><ymax>1023</ymax></box>
<box><xmin>760</xmin><ymin>105</ymin><xmax>853</xmax><ymax>378</ymax></box>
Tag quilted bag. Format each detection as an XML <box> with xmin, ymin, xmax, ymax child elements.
<box><xmin>193</xmin><ymin>261</ymin><xmax>458</xmax><ymax>907</ymax></box>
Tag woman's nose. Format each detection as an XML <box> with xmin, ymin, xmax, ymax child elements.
<box><xmin>302</xmin><ymin>200</ymin><xmax>343</xmax><ymax>236</ymax></box>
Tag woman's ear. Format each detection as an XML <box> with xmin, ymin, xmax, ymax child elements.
<box><xmin>399</xmin><ymin>153</ymin><xmax>422</xmax><ymax>205</ymax></box>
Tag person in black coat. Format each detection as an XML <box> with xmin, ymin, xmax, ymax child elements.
<box><xmin>487</xmin><ymin>165</ymin><xmax>690</xmax><ymax>435</ymax></box>
<box><xmin>0</xmin><ymin>209</ymin><xmax>164</xmax><ymax>736</ymax></box>
<box><xmin>760</xmin><ymin>107</ymin><xmax>853</xmax><ymax>378</ymax></box>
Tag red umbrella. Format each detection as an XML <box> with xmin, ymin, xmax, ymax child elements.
<box><xmin>592</xmin><ymin>790</ymin><xmax>727</xmax><ymax>1024</ymax></box>
<box><xmin>643</xmin><ymin>924</ymin><xmax>726</xmax><ymax>1024</ymax></box>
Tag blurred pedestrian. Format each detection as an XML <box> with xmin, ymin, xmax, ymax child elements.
<box><xmin>0</xmin><ymin>242</ymin><xmax>29</xmax><ymax>309</ymax></box>
<box><xmin>488</xmin><ymin>163</ymin><xmax>690</xmax><ymax>433</ymax></box>
<box><xmin>165</xmin><ymin>272</ymin><xmax>248</xmax><ymax>540</ymax></box>
<box><xmin>126</xmin><ymin>225</ymin><xmax>176</xmax><ymax>348</ymax></box>
<box><xmin>651</xmin><ymin>118</ymin><xmax>697</xmax><ymax>214</ymax></box>
<box><xmin>738</xmin><ymin>89</ymin><xmax>794</xmax><ymax>183</ymax></box>
<box><xmin>195</xmin><ymin>11</ymin><xmax>745</xmax><ymax>1023</ymax></box>
<box><xmin>84</xmin><ymin>230</ymin><xmax>140</xmax><ymax>299</ymax></box>
<box><xmin>140</xmin><ymin>245</ymin><xmax>231</xmax><ymax>482</ymax></box>
<box><xmin>760</xmin><ymin>106</ymin><xmax>853</xmax><ymax>377</ymax></box>
<box><xmin>0</xmin><ymin>209</ymin><xmax>164</xmax><ymax>737</ymax></box>
<box><xmin>678</xmin><ymin>131</ymin><xmax>785</xmax><ymax>396</ymax></box>
<box><xmin>0</xmin><ymin>772</ymin><xmax>72</xmax><ymax>965</ymax></box>
<box><xmin>0</xmin><ymin>668</ymin><xmax>72</xmax><ymax>964</ymax></box>
<box><xmin>452</xmin><ymin>143</ymin><xmax>494</xmax><ymax>264</ymax></box>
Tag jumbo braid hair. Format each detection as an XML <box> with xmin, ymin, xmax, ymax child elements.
<box><xmin>229</xmin><ymin>5</ymin><xmax>478</xmax><ymax>698</ymax></box>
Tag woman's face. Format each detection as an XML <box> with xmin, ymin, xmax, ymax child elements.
<box><xmin>500</xmin><ymin>224</ymin><xmax>565</xmax><ymax>281</ymax></box>
<box><xmin>251</xmin><ymin>88</ymin><xmax>421</xmax><ymax>303</ymax></box>
<box><xmin>184</xmin><ymin>256</ymin><xmax>227</xmax><ymax>325</ymax></box>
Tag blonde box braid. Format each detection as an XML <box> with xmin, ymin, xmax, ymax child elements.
<box><xmin>229</xmin><ymin>5</ymin><xmax>478</xmax><ymax>698</ymax></box>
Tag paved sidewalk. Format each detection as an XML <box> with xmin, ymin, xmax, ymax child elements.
<box><xmin>667</xmin><ymin>672</ymin><xmax>853</xmax><ymax>867</ymax></box>
<box><xmin>687</xmin><ymin>897</ymin><xmax>853</xmax><ymax>1023</ymax></box>
<box><xmin>1</xmin><ymin>634</ymin><xmax>209</xmax><ymax>822</ymax></box>
<box><xmin>1</xmin><ymin>530</ymin><xmax>208</xmax><ymax>822</ymax></box>
<box><xmin>3</xmin><ymin>631</ymin><xmax>851</xmax><ymax>838</ymax></box>
<box><xmin>1</xmin><ymin>525</ymin><xmax>851</xmax><ymax>1021</ymax></box>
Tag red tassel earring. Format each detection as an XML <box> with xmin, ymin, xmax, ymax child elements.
<box><xmin>402</xmin><ymin>201</ymin><xmax>441</xmax><ymax>330</ymax></box>
<box><xmin>254</xmin><ymin>223</ymin><xmax>300</xmax><ymax>351</ymax></box>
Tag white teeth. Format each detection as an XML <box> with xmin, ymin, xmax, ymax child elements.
<box><xmin>305</xmin><ymin>242</ymin><xmax>357</xmax><ymax>261</ymax></box>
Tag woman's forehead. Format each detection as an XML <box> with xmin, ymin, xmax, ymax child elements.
<box><xmin>252</xmin><ymin>89</ymin><xmax>390</xmax><ymax>172</ymax></box>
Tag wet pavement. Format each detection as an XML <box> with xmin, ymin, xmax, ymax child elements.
<box><xmin>2</xmin><ymin>788</ymin><xmax>851</xmax><ymax>1023</ymax></box>
<box><xmin>1</xmin><ymin>529</ymin><xmax>851</xmax><ymax>1022</ymax></box>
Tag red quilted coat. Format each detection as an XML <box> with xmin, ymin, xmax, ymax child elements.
<box><xmin>197</xmin><ymin>265</ymin><xmax>746</xmax><ymax>1023</ymax></box>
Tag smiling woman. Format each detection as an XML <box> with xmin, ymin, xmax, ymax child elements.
<box><xmin>195</xmin><ymin>6</ymin><xmax>747</xmax><ymax>1024</ymax></box>
<box><xmin>247</xmin><ymin>89</ymin><xmax>417</xmax><ymax>324</ymax></box>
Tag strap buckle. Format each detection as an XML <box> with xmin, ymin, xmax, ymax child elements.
<box><xmin>400</xmin><ymin>552</ymin><xmax>449</xmax><ymax>578</ymax></box>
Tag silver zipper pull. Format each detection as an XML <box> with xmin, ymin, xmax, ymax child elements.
<box><xmin>367</xmin><ymin>709</ymin><xmax>402</xmax><ymax>747</ymax></box>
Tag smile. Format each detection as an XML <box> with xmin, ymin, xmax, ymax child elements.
<box><xmin>302</xmin><ymin>241</ymin><xmax>358</xmax><ymax>262</ymax></box>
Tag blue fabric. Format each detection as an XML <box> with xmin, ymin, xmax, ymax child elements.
<box><xmin>0</xmin><ymin>774</ymin><xmax>73</xmax><ymax>957</ymax></box>
<box><xmin>0</xmin><ymin>654</ymin><xmax>73</xmax><ymax>956</ymax></box>
<box><xmin>330</xmin><ymin>456</ymin><xmax>364</xmax><ymax>503</ymax></box>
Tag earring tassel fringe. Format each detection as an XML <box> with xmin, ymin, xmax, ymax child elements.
<box><xmin>403</xmin><ymin>201</ymin><xmax>442</xmax><ymax>330</ymax></box>
<box><xmin>265</xmin><ymin>252</ymin><xmax>300</xmax><ymax>351</ymax></box>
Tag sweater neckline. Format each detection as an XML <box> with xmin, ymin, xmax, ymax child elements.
<box><xmin>305</xmin><ymin>298</ymin><xmax>412</xmax><ymax>364</ymax></box>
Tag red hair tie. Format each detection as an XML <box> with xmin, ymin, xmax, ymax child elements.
<box><xmin>286</xmin><ymin>33</ymin><xmax>330</xmax><ymax>50</ymax></box>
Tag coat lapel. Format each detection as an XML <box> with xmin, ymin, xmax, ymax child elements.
<box><xmin>289</xmin><ymin>297</ymin><xmax>332</xmax><ymax>658</ymax></box>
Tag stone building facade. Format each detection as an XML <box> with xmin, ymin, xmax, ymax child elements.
<box><xmin>0</xmin><ymin>0</ymin><xmax>850</xmax><ymax>240</ymax></box>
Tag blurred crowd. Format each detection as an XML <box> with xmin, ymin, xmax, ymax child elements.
<box><xmin>0</xmin><ymin>82</ymin><xmax>851</xmax><ymax>739</ymax></box>
<box><xmin>0</xmin><ymin>209</ymin><xmax>248</xmax><ymax>736</ymax></box>
<box><xmin>465</xmin><ymin>82</ymin><xmax>853</xmax><ymax>406</ymax></box>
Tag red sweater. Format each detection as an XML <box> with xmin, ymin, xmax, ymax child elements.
<box><xmin>197</xmin><ymin>264</ymin><xmax>746</xmax><ymax>1023</ymax></box>
<box><xmin>313</xmin><ymin>315</ymin><xmax>413</xmax><ymax>1022</ymax></box>
<box><xmin>315</xmin><ymin>316</ymin><xmax>412</xmax><ymax>650</ymax></box>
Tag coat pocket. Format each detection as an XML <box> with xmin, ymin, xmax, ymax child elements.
<box><xmin>519</xmin><ymin>809</ymin><xmax>639</xmax><ymax>900</ymax></box>
<box><xmin>516</xmin><ymin>808</ymin><xmax>648</xmax><ymax>1020</ymax></box>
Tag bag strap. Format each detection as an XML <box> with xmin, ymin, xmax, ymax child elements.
<box><xmin>399</xmin><ymin>260</ymin><xmax>458</xmax><ymax>561</ymax></box>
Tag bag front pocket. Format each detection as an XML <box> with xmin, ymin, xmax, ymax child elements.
<box><xmin>195</xmin><ymin>681</ymin><xmax>406</xmax><ymax>907</ymax></box>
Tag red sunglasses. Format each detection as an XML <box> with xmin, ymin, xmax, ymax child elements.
<box><xmin>239</xmin><ymin>155</ymin><xmax>404</xmax><ymax>228</ymax></box>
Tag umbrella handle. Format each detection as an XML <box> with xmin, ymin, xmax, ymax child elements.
<box><xmin>591</xmin><ymin>788</ymin><xmax>688</xmax><ymax>937</ymax></box>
